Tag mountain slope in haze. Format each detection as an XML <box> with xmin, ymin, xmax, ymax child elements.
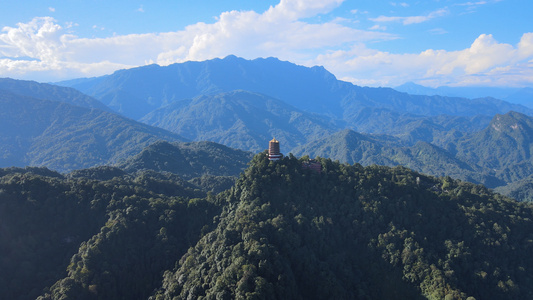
<box><xmin>294</xmin><ymin>111</ymin><xmax>533</xmax><ymax>193</ymax></box>
<box><xmin>395</xmin><ymin>82</ymin><xmax>533</xmax><ymax>109</ymax></box>
<box><xmin>455</xmin><ymin>111</ymin><xmax>533</xmax><ymax>179</ymax></box>
<box><xmin>395</xmin><ymin>81</ymin><xmax>523</xmax><ymax>99</ymax></box>
<box><xmin>0</xmin><ymin>90</ymin><xmax>187</xmax><ymax>172</ymax></box>
<box><xmin>292</xmin><ymin>129</ymin><xmax>499</xmax><ymax>187</ymax></box>
<box><xmin>292</xmin><ymin>129</ymin><xmax>399</xmax><ymax>166</ymax></box>
<box><xmin>118</xmin><ymin>140</ymin><xmax>253</xmax><ymax>179</ymax></box>
<box><xmin>346</xmin><ymin>107</ymin><xmax>491</xmax><ymax>145</ymax></box>
<box><xmin>504</xmin><ymin>87</ymin><xmax>533</xmax><ymax>108</ymax></box>
<box><xmin>0</xmin><ymin>77</ymin><xmax>110</xmax><ymax>111</ymax></box>
<box><xmin>56</xmin><ymin>56</ymin><xmax>532</xmax><ymax>122</ymax></box>
<box><xmin>495</xmin><ymin>174</ymin><xmax>533</xmax><ymax>202</ymax></box>
<box><xmin>56</xmin><ymin>55</ymin><xmax>348</xmax><ymax>119</ymax></box>
<box><xmin>140</xmin><ymin>90</ymin><xmax>337</xmax><ymax>152</ymax></box>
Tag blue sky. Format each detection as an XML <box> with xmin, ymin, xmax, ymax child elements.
<box><xmin>0</xmin><ymin>0</ymin><xmax>531</xmax><ymax>87</ymax></box>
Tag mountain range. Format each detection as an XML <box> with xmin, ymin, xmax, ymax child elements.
<box><xmin>57</xmin><ymin>56</ymin><xmax>532</xmax><ymax>122</ymax></box>
<box><xmin>53</xmin><ymin>57</ymin><xmax>533</xmax><ymax>189</ymax></box>
<box><xmin>2</xmin><ymin>55</ymin><xmax>533</xmax><ymax>299</ymax></box>
<box><xmin>54</xmin><ymin>56</ymin><xmax>532</xmax><ymax>155</ymax></box>
<box><xmin>1</xmin><ymin>55</ymin><xmax>532</xmax><ymax>201</ymax></box>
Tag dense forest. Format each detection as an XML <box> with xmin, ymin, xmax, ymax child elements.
<box><xmin>2</xmin><ymin>153</ymin><xmax>533</xmax><ymax>299</ymax></box>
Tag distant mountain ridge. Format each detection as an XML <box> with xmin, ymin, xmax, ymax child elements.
<box><xmin>0</xmin><ymin>77</ymin><xmax>111</xmax><ymax>112</ymax></box>
<box><xmin>395</xmin><ymin>82</ymin><xmax>533</xmax><ymax>108</ymax></box>
<box><xmin>56</xmin><ymin>56</ymin><xmax>532</xmax><ymax>122</ymax></box>
<box><xmin>53</xmin><ymin>56</ymin><xmax>533</xmax><ymax>172</ymax></box>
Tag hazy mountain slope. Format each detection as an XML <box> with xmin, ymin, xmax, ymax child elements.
<box><xmin>292</xmin><ymin>129</ymin><xmax>498</xmax><ymax>187</ymax></box>
<box><xmin>456</xmin><ymin>111</ymin><xmax>533</xmax><ymax>173</ymax></box>
<box><xmin>0</xmin><ymin>77</ymin><xmax>110</xmax><ymax>111</ymax></box>
<box><xmin>505</xmin><ymin>87</ymin><xmax>533</xmax><ymax>108</ymax></box>
<box><xmin>293</xmin><ymin>111</ymin><xmax>533</xmax><ymax>192</ymax></box>
<box><xmin>57</xmin><ymin>56</ymin><xmax>348</xmax><ymax>119</ymax></box>
<box><xmin>118</xmin><ymin>140</ymin><xmax>253</xmax><ymax>179</ymax></box>
<box><xmin>342</xmin><ymin>86</ymin><xmax>531</xmax><ymax>121</ymax></box>
<box><xmin>391</xmin><ymin>141</ymin><xmax>502</xmax><ymax>187</ymax></box>
<box><xmin>0</xmin><ymin>91</ymin><xmax>187</xmax><ymax>172</ymax></box>
<box><xmin>292</xmin><ymin>129</ymin><xmax>399</xmax><ymax>166</ymax></box>
<box><xmin>57</xmin><ymin>56</ymin><xmax>532</xmax><ymax>122</ymax></box>
<box><xmin>495</xmin><ymin>174</ymin><xmax>533</xmax><ymax>202</ymax></box>
<box><xmin>395</xmin><ymin>82</ymin><xmax>522</xmax><ymax>100</ymax></box>
<box><xmin>141</xmin><ymin>90</ymin><xmax>337</xmax><ymax>152</ymax></box>
<box><xmin>345</xmin><ymin>107</ymin><xmax>491</xmax><ymax>144</ymax></box>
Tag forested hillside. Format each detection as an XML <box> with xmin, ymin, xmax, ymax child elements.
<box><xmin>140</xmin><ymin>90</ymin><xmax>337</xmax><ymax>152</ymax></box>
<box><xmin>153</xmin><ymin>154</ymin><xmax>533</xmax><ymax>300</ymax></box>
<box><xmin>0</xmin><ymin>78</ymin><xmax>111</xmax><ymax>112</ymax></box>
<box><xmin>292</xmin><ymin>111</ymin><xmax>533</xmax><ymax>201</ymax></box>
<box><xmin>118</xmin><ymin>140</ymin><xmax>253</xmax><ymax>179</ymax></box>
<box><xmin>0</xmin><ymin>166</ymin><xmax>214</xmax><ymax>300</ymax></box>
<box><xmin>2</xmin><ymin>153</ymin><xmax>532</xmax><ymax>299</ymax></box>
<box><xmin>0</xmin><ymin>85</ymin><xmax>187</xmax><ymax>172</ymax></box>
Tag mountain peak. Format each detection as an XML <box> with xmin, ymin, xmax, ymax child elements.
<box><xmin>490</xmin><ymin>111</ymin><xmax>532</xmax><ymax>133</ymax></box>
<box><xmin>486</xmin><ymin>112</ymin><xmax>533</xmax><ymax>151</ymax></box>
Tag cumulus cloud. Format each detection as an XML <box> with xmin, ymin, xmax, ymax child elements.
<box><xmin>0</xmin><ymin>17</ymin><xmax>66</xmax><ymax>62</ymax></box>
<box><xmin>263</xmin><ymin>0</ymin><xmax>343</xmax><ymax>21</ymax></box>
<box><xmin>314</xmin><ymin>33</ymin><xmax>533</xmax><ymax>87</ymax></box>
<box><xmin>0</xmin><ymin>0</ymin><xmax>530</xmax><ymax>88</ymax></box>
<box><xmin>0</xmin><ymin>0</ymin><xmax>393</xmax><ymax>81</ymax></box>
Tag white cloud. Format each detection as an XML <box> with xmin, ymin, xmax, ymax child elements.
<box><xmin>428</xmin><ymin>28</ymin><xmax>448</xmax><ymax>35</ymax></box>
<box><xmin>456</xmin><ymin>1</ymin><xmax>488</xmax><ymax>6</ymax></box>
<box><xmin>0</xmin><ymin>0</ymin><xmax>530</xmax><ymax>88</ymax></box>
<box><xmin>370</xmin><ymin>24</ymin><xmax>387</xmax><ymax>31</ymax></box>
<box><xmin>0</xmin><ymin>17</ymin><xmax>65</xmax><ymax>62</ymax></box>
<box><xmin>0</xmin><ymin>0</ymin><xmax>394</xmax><ymax>81</ymax></box>
<box><xmin>370</xmin><ymin>8</ymin><xmax>449</xmax><ymax>25</ymax></box>
<box><xmin>313</xmin><ymin>33</ymin><xmax>533</xmax><ymax>87</ymax></box>
<box><xmin>390</xmin><ymin>2</ymin><xmax>409</xmax><ymax>7</ymax></box>
<box><xmin>263</xmin><ymin>0</ymin><xmax>344</xmax><ymax>22</ymax></box>
<box><xmin>48</xmin><ymin>7</ymin><xmax>55</xmax><ymax>12</ymax></box>
<box><xmin>137</xmin><ymin>5</ymin><xmax>145</xmax><ymax>13</ymax></box>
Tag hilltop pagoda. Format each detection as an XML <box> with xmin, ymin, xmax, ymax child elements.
<box><xmin>268</xmin><ymin>138</ymin><xmax>283</xmax><ymax>161</ymax></box>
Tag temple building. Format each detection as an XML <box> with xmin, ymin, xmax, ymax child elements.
<box><xmin>268</xmin><ymin>138</ymin><xmax>283</xmax><ymax>160</ymax></box>
<box><xmin>302</xmin><ymin>159</ymin><xmax>322</xmax><ymax>173</ymax></box>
